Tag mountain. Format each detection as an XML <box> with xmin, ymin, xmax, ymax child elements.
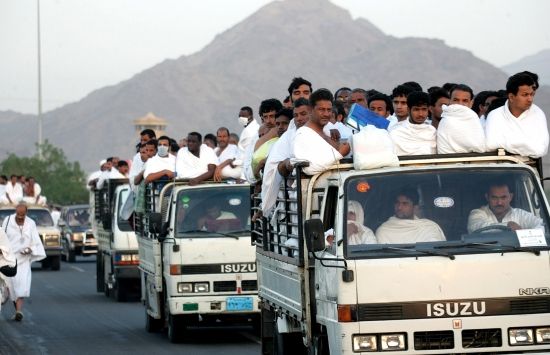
<box><xmin>0</xmin><ymin>0</ymin><xmax>534</xmax><ymax>173</ymax></box>
<box><xmin>502</xmin><ymin>49</ymin><xmax>550</xmax><ymax>86</ymax></box>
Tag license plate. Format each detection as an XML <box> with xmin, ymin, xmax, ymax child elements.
<box><xmin>226</xmin><ymin>297</ymin><xmax>253</xmax><ymax>311</ymax></box>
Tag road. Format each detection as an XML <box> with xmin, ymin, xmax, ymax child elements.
<box><xmin>0</xmin><ymin>256</ymin><xmax>261</xmax><ymax>355</ymax></box>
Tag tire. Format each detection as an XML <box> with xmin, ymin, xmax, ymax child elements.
<box><xmin>96</xmin><ymin>254</ymin><xmax>104</xmax><ymax>292</ymax></box>
<box><xmin>41</xmin><ymin>257</ymin><xmax>51</xmax><ymax>269</ymax></box>
<box><xmin>50</xmin><ymin>255</ymin><xmax>61</xmax><ymax>271</ymax></box>
<box><xmin>67</xmin><ymin>249</ymin><xmax>76</xmax><ymax>263</ymax></box>
<box><xmin>145</xmin><ymin>309</ymin><xmax>163</xmax><ymax>333</ymax></box>
<box><xmin>274</xmin><ymin>326</ymin><xmax>305</xmax><ymax>355</ymax></box>
<box><xmin>167</xmin><ymin>314</ymin><xmax>186</xmax><ymax>343</ymax></box>
<box><xmin>113</xmin><ymin>279</ymin><xmax>126</xmax><ymax>302</ymax></box>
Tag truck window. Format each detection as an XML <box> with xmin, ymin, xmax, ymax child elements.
<box><xmin>175</xmin><ymin>185</ymin><xmax>250</xmax><ymax>237</ymax></box>
<box><xmin>67</xmin><ymin>208</ymin><xmax>91</xmax><ymax>228</ymax></box>
<box><xmin>344</xmin><ymin>167</ymin><xmax>550</xmax><ymax>258</ymax></box>
<box><xmin>117</xmin><ymin>188</ymin><xmax>133</xmax><ymax>232</ymax></box>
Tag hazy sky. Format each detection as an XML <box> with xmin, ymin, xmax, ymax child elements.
<box><xmin>2</xmin><ymin>0</ymin><xmax>549</xmax><ymax>114</ymax></box>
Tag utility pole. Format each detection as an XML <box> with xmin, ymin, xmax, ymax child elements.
<box><xmin>37</xmin><ymin>0</ymin><xmax>43</xmax><ymax>159</ymax></box>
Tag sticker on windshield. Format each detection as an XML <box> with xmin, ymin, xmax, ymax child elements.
<box><xmin>434</xmin><ymin>197</ymin><xmax>454</xmax><ymax>208</ymax></box>
<box><xmin>516</xmin><ymin>229</ymin><xmax>547</xmax><ymax>247</ymax></box>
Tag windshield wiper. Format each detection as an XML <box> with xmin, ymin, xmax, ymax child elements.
<box><xmin>178</xmin><ymin>229</ymin><xmax>250</xmax><ymax>239</ymax></box>
<box><xmin>352</xmin><ymin>246</ymin><xmax>455</xmax><ymax>260</ymax></box>
<box><xmin>434</xmin><ymin>241</ymin><xmax>543</xmax><ymax>256</ymax></box>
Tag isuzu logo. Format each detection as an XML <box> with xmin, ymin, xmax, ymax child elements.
<box><xmin>220</xmin><ymin>263</ymin><xmax>256</xmax><ymax>273</ymax></box>
<box><xmin>426</xmin><ymin>301</ymin><xmax>486</xmax><ymax>317</ymax></box>
<box><xmin>519</xmin><ymin>287</ymin><xmax>550</xmax><ymax>296</ymax></box>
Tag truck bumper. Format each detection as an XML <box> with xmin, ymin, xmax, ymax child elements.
<box><xmin>45</xmin><ymin>247</ymin><xmax>62</xmax><ymax>256</ymax></box>
<box><xmin>168</xmin><ymin>294</ymin><xmax>260</xmax><ymax>318</ymax></box>
<box><xmin>114</xmin><ymin>265</ymin><xmax>140</xmax><ymax>280</ymax></box>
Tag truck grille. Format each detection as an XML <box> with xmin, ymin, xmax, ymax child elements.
<box><xmin>510</xmin><ymin>298</ymin><xmax>550</xmax><ymax>314</ymax></box>
<box><xmin>241</xmin><ymin>280</ymin><xmax>257</xmax><ymax>291</ymax></box>
<box><xmin>414</xmin><ymin>330</ymin><xmax>454</xmax><ymax>350</ymax></box>
<box><xmin>462</xmin><ymin>328</ymin><xmax>502</xmax><ymax>348</ymax></box>
<box><xmin>213</xmin><ymin>281</ymin><xmax>236</xmax><ymax>292</ymax></box>
<box><xmin>357</xmin><ymin>304</ymin><xmax>403</xmax><ymax>321</ymax></box>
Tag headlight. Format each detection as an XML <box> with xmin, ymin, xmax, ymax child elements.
<box><xmin>177</xmin><ymin>283</ymin><xmax>193</xmax><ymax>293</ymax></box>
<box><xmin>353</xmin><ymin>335</ymin><xmax>377</xmax><ymax>352</ymax></box>
<box><xmin>509</xmin><ymin>328</ymin><xmax>534</xmax><ymax>345</ymax></box>
<box><xmin>536</xmin><ymin>327</ymin><xmax>550</xmax><ymax>344</ymax></box>
<box><xmin>381</xmin><ymin>333</ymin><xmax>406</xmax><ymax>351</ymax></box>
<box><xmin>71</xmin><ymin>232</ymin><xmax>84</xmax><ymax>242</ymax></box>
<box><xmin>194</xmin><ymin>282</ymin><xmax>209</xmax><ymax>293</ymax></box>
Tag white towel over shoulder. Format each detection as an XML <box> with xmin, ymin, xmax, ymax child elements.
<box><xmin>389</xmin><ymin>120</ymin><xmax>436</xmax><ymax>156</ymax></box>
<box><xmin>437</xmin><ymin>104</ymin><xmax>486</xmax><ymax>154</ymax></box>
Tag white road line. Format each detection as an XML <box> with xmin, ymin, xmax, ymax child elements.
<box><xmin>70</xmin><ymin>266</ymin><xmax>85</xmax><ymax>272</ymax></box>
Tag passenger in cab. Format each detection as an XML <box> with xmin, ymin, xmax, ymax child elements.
<box><xmin>196</xmin><ymin>205</ymin><xmax>238</xmax><ymax>232</ymax></box>
<box><xmin>467</xmin><ymin>181</ymin><xmax>543</xmax><ymax>233</ymax></box>
<box><xmin>346</xmin><ymin>200</ymin><xmax>377</xmax><ymax>245</ymax></box>
<box><xmin>376</xmin><ymin>188</ymin><xmax>446</xmax><ymax>244</ymax></box>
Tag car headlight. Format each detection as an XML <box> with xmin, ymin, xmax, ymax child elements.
<box><xmin>381</xmin><ymin>333</ymin><xmax>406</xmax><ymax>351</ymax></box>
<box><xmin>353</xmin><ymin>335</ymin><xmax>377</xmax><ymax>352</ymax></box>
<box><xmin>71</xmin><ymin>232</ymin><xmax>84</xmax><ymax>242</ymax></box>
<box><xmin>177</xmin><ymin>283</ymin><xmax>193</xmax><ymax>293</ymax></box>
<box><xmin>536</xmin><ymin>327</ymin><xmax>550</xmax><ymax>344</ymax></box>
<box><xmin>509</xmin><ymin>328</ymin><xmax>534</xmax><ymax>345</ymax></box>
<box><xmin>194</xmin><ymin>282</ymin><xmax>209</xmax><ymax>293</ymax></box>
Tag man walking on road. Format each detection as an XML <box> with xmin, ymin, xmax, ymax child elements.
<box><xmin>2</xmin><ymin>202</ymin><xmax>45</xmax><ymax>321</ymax></box>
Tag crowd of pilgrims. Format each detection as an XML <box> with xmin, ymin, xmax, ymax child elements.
<box><xmin>0</xmin><ymin>175</ymin><xmax>47</xmax><ymax>206</ymax></box>
<box><xmin>86</xmin><ymin>71</ymin><xmax>548</xmax><ymax>217</ymax></box>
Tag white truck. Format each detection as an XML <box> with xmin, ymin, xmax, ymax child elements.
<box><xmin>92</xmin><ymin>178</ymin><xmax>140</xmax><ymax>301</ymax></box>
<box><xmin>253</xmin><ymin>151</ymin><xmax>550</xmax><ymax>354</ymax></box>
<box><xmin>137</xmin><ymin>180</ymin><xmax>259</xmax><ymax>343</ymax></box>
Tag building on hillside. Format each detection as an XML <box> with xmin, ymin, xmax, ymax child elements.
<box><xmin>133</xmin><ymin>112</ymin><xmax>167</xmax><ymax>138</ymax></box>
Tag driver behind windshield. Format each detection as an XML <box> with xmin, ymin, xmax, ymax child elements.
<box><xmin>376</xmin><ymin>188</ymin><xmax>446</xmax><ymax>244</ymax></box>
<box><xmin>467</xmin><ymin>181</ymin><xmax>543</xmax><ymax>233</ymax></box>
<box><xmin>196</xmin><ymin>205</ymin><xmax>237</xmax><ymax>231</ymax></box>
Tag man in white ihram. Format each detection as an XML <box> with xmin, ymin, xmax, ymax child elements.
<box><xmin>0</xmin><ymin>227</ymin><xmax>17</xmax><ymax>311</ymax></box>
<box><xmin>467</xmin><ymin>182</ymin><xmax>543</xmax><ymax>233</ymax></box>
<box><xmin>376</xmin><ymin>188</ymin><xmax>446</xmax><ymax>244</ymax></box>
<box><xmin>2</xmin><ymin>202</ymin><xmax>46</xmax><ymax>321</ymax></box>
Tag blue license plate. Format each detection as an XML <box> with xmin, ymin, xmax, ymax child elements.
<box><xmin>226</xmin><ymin>297</ymin><xmax>253</xmax><ymax>311</ymax></box>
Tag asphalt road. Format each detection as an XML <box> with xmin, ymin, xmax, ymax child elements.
<box><xmin>0</xmin><ymin>256</ymin><xmax>261</xmax><ymax>355</ymax></box>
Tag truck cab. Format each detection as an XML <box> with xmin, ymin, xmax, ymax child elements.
<box><xmin>253</xmin><ymin>152</ymin><xmax>550</xmax><ymax>354</ymax></box>
<box><xmin>138</xmin><ymin>180</ymin><xmax>259</xmax><ymax>343</ymax></box>
<box><xmin>0</xmin><ymin>205</ymin><xmax>62</xmax><ymax>270</ymax></box>
<box><xmin>92</xmin><ymin>179</ymin><xmax>139</xmax><ymax>301</ymax></box>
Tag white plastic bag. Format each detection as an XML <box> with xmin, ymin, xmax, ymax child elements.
<box><xmin>353</xmin><ymin>125</ymin><xmax>399</xmax><ymax>170</ymax></box>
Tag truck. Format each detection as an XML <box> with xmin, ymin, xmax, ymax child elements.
<box><xmin>137</xmin><ymin>180</ymin><xmax>259</xmax><ymax>343</ymax></box>
<box><xmin>0</xmin><ymin>205</ymin><xmax>62</xmax><ymax>271</ymax></box>
<box><xmin>252</xmin><ymin>150</ymin><xmax>550</xmax><ymax>354</ymax></box>
<box><xmin>58</xmin><ymin>204</ymin><xmax>97</xmax><ymax>262</ymax></box>
<box><xmin>92</xmin><ymin>178</ymin><xmax>140</xmax><ymax>301</ymax></box>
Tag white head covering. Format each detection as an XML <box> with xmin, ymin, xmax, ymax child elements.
<box><xmin>347</xmin><ymin>200</ymin><xmax>365</xmax><ymax>226</ymax></box>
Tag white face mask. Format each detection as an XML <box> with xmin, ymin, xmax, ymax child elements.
<box><xmin>238</xmin><ymin>116</ymin><xmax>249</xmax><ymax>127</ymax></box>
<box><xmin>157</xmin><ymin>145</ymin><xmax>169</xmax><ymax>157</ymax></box>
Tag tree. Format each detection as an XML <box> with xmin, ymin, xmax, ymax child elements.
<box><xmin>0</xmin><ymin>141</ymin><xmax>88</xmax><ymax>205</ymax></box>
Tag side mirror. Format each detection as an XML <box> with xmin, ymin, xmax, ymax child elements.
<box><xmin>148</xmin><ymin>212</ymin><xmax>163</xmax><ymax>234</ymax></box>
<box><xmin>304</xmin><ymin>218</ymin><xmax>326</xmax><ymax>253</ymax></box>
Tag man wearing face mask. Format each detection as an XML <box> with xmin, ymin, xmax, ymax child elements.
<box><xmin>2</xmin><ymin>203</ymin><xmax>46</xmax><ymax>321</ymax></box>
<box><xmin>237</xmin><ymin>106</ymin><xmax>259</xmax><ymax>159</ymax></box>
<box><xmin>144</xmin><ymin>136</ymin><xmax>176</xmax><ymax>183</ymax></box>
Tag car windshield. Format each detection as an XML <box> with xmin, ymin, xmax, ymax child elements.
<box><xmin>344</xmin><ymin>167</ymin><xmax>550</xmax><ymax>258</ymax></box>
<box><xmin>28</xmin><ymin>209</ymin><xmax>55</xmax><ymax>227</ymax></box>
<box><xmin>66</xmin><ymin>207</ymin><xmax>90</xmax><ymax>227</ymax></box>
<box><xmin>175</xmin><ymin>185</ymin><xmax>250</xmax><ymax>238</ymax></box>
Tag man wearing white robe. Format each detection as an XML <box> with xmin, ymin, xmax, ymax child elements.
<box><xmin>22</xmin><ymin>177</ymin><xmax>47</xmax><ymax>205</ymax></box>
<box><xmin>293</xmin><ymin>89</ymin><xmax>350</xmax><ymax>176</ymax></box>
<box><xmin>467</xmin><ymin>182</ymin><xmax>543</xmax><ymax>233</ymax></box>
<box><xmin>145</xmin><ymin>136</ymin><xmax>176</xmax><ymax>183</ymax></box>
<box><xmin>437</xmin><ymin>104</ymin><xmax>486</xmax><ymax>154</ymax></box>
<box><xmin>0</xmin><ymin>175</ymin><xmax>7</xmax><ymax>202</ymax></box>
<box><xmin>376</xmin><ymin>189</ymin><xmax>446</xmax><ymax>244</ymax></box>
<box><xmin>175</xmin><ymin>132</ymin><xmax>217</xmax><ymax>185</ymax></box>
<box><xmin>214</xmin><ymin>127</ymin><xmax>242</xmax><ymax>181</ymax></box>
<box><xmin>0</xmin><ymin>228</ymin><xmax>17</xmax><ymax>309</ymax></box>
<box><xmin>389</xmin><ymin>91</ymin><xmax>437</xmax><ymax>156</ymax></box>
<box><xmin>485</xmin><ymin>72</ymin><xmax>549</xmax><ymax>158</ymax></box>
<box><xmin>2</xmin><ymin>203</ymin><xmax>46</xmax><ymax>320</ymax></box>
<box><xmin>237</xmin><ymin>106</ymin><xmax>260</xmax><ymax>163</ymax></box>
<box><xmin>1</xmin><ymin>175</ymin><xmax>23</xmax><ymax>205</ymax></box>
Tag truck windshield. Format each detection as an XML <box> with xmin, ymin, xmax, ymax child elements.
<box><xmin>344</xmin><ymin>167</ymin><xmax>550</xmax><ymax>258</ymax></box>
<box><xmin>175</xmin><ymin>185</ymin><xmax>250</xmax><ymax>238</ymax></box>
<box><xmin>66</xmin><ymin>207</ymin><xmax>90</xmax><ymax>228</ymax></box>
<box><xmin>0</xmin><ymin>209</ymin><xmax>13</xmax><ymax>225</ymax></box>
<box><xmin>28</xmin><ymin>209</ymin><xmax>55</xmax><ymax>227</ymax></box>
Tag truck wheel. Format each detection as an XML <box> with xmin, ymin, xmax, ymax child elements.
<box><xmin>145</xmin><ymin>309</ymin><xmax>163</xmax><ymax>333</ymax></box>
<box><xmin>113</xmin><ymin>280</ymin><xmax>126</xmax><ymax>302</ymax></box>
<box><xmin>167</xmin><ymin>314</ymin><xmax>186</xmax><ymax>343</ymax></box>
<box><xmin>96</xmin><ymin>254</ymin><xmax>104</xmax><ymax>292</ymax></box>
<box><xmin>260</xmin><ymin>308</ymin><xmax>275</xmax><ymax>355</ymax></box>
<box><xmin>274</xmin><ymin>327</ymin><xmax>305</xmax><ymax>355</ymax></box>
<box><xmin>41</xmin><ymin>257</ymin><xmax>51</xmax><ymax>269</ymax></box>
<box><xmin>50</xmin><ymin>256</ymin><xmax>61</xmax><ymax>271</ymax></box>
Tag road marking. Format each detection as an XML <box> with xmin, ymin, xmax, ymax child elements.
<box><xmin>70</xmin><ymin>266</ymin><xmax>85</xmax><ymax>272</ymax></box>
